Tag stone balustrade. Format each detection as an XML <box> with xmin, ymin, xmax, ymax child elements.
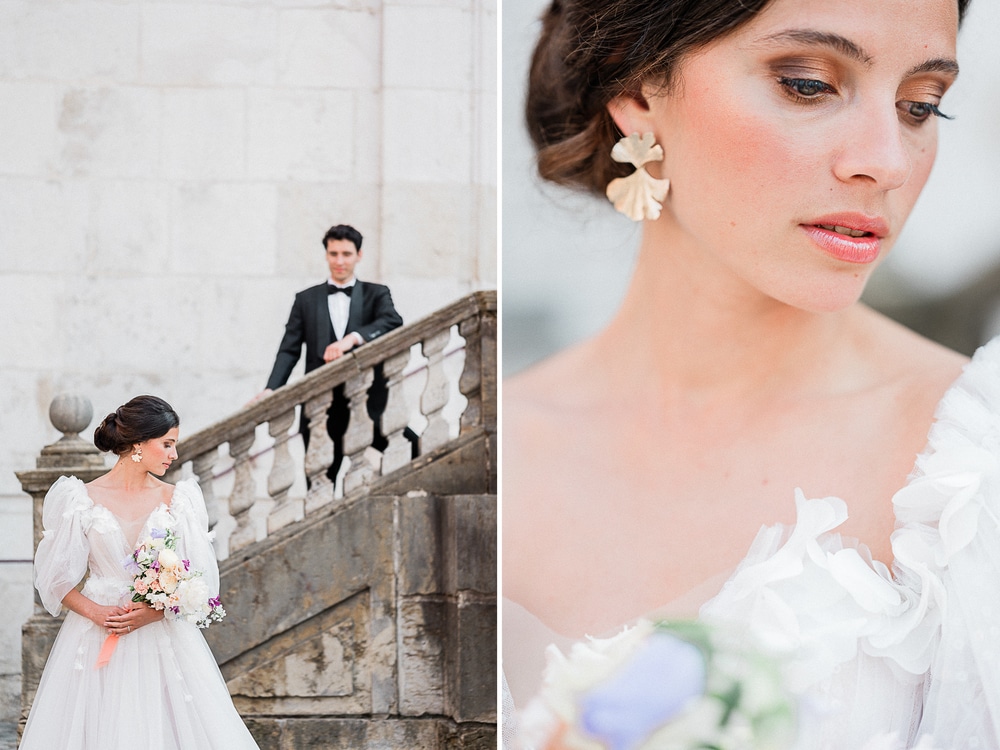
<box><xmin>165</xmin><ymin>290</ymin><xmax>496</xmax><ymax>559</ymax></box>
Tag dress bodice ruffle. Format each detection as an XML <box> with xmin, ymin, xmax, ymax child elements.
<box><xmin>511</xmin><ymin>338</ymin><xmax>1000</xmax><ymax>750</ymax></box>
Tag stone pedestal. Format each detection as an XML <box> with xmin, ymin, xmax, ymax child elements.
<box><xmin>15</xmin><ymin>395</ymin><xmax>105</xmax><ymax>740</ymax></box>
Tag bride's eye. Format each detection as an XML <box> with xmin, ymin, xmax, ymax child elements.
<box><xmin>898</xmin><ymin>100</ymin><xmax>953</xmax><ymax>124</ymax></box>
<box><xmin>778</xmin><ymin>76</ymin><xmax>835</xmax><ymax>102</ymax></box>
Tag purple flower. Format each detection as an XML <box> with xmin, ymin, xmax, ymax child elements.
<box><xmin>150</xmin><ymin>528</ymin><xmax>167</xmax><ymax>539</ymax></box>
<box><xmin>152</xmin><ymin>560</ymin><xmax>160</xmax><ymax>572</ymax></box>
<box><xmin>123</xmin><ymin>558</ymin><xmax>141</xmax><ymax>576</ymax></box>
<box><xmin>579</xmin><ymin>631</ymin><xmax>707</xmax><ymax>750</ymax></box>
<box><xmin>208</xmin><ymin>597</ymin><xmax>222</xmax><ymax>608</ymax></box>
<box><xmin>182</xmin><ymin>559</ymin><xmax>190</xmax><ymax>571</ymax></box>
<box><xmin>170</xmin><ymin>606</ymin><xmax>180</xmax><ymax>614</ymax></box>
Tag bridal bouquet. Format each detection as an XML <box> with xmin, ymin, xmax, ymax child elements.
<box><xmin>126</xmin><ymin>527</ymin><xmax>226</xmax><ymax>628</ymax></box>
<box><xmin>95</xmin><ymin>527</ymin><xmax>225</xmax><ymax>669</ymax></box>
<box><xmin>519</xmin><ymin>620</ymin><xmax>797</xmax><ymax>750</ymax></box>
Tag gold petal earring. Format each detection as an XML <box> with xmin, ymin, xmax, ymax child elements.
<box><xmin>131</xmin><ymin>446</ymin><xmax>143</xmax><ymax>463</ymax></box>
<box><xmin>605</xmin><ymin>132</ymin><xmax>670</xmax><ymax>221</ymax></box>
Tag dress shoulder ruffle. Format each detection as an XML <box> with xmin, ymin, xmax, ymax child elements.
<box><xmin>894</xmin><ymin>338</ymin><xmax>1000</xmax><ymax>745</ymax></box>
<box><xmin>35</xmin><ymin>475</ymin><xmax>95</xmax><ymax>616</ymax></box>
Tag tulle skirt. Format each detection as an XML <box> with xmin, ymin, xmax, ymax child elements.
<box><xmin>19</xmin><ymin>605</ymin><xmax>258</xmax><ymax>749</ymax></box>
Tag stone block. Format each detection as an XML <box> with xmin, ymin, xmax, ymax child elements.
<box><xmin>160</xmin><ymin>88</ymin><xmax>247</xmax><ymax>180</ymax></box>
<box><xmin>86</xmin><ymin>181</ymin><xmax>170</xmax><ymax>273</ymax></box>
<box><xmin>0</xmin><ymin>277</ymin><xmax>65</xmax><ymax>370</ymax></box>
<box><xmin>476</xmin><ymin>187</ymin><xmax>498</xmax><ymax>286</ymax></box>
<box><xmin>276</xmin><ymin>9</ymin><xmax>380</xmax><ymax>90</ymax></box>
<box><xmin>0</xmin><ymin>84</ymin><xmax>59</xmax><ymax>176</ymax></box>
<box><xmin>170</xmin><ymin>182</ymin><xmax>277</xmax><ymax>275</ymax></box>
<box><xmin>56</xmin><ymin>87</ymin><xmax>160</xmax><ymax>177</ymax></box>
<box><xmin>381</xmin><ymin>184</ymin><xmax>474</xmax><ymax>279</ymax></box>
<box><xmin>444</xmin><ymin>495</ymin><xmax>496</xmax><ymax>595</ymax></box>
<box><xmin>209</xmin><ymin>496</ymin><xmax>395</xmax><ymax>664</ymax></box>
<box><xmin>474</xmin><ymin>1</ymin><xmax>497</xmax><ymax>94</ymax></box>
<box><xmin>353</xmin><ymin>90</ymin><xmax>382</xmax><ymax>187</ymax></box>
<box><xmin>0</xmin><ymin>3</ymin><xmax>139</xmax><ymax>83</ymax></box>
<box><xmin>396</xmin><ymin>495</ymin><xmax>443</xmax><ymax>596</ymax></box>
<box><xmin>248</xmin><ymin>89</ymin><xmax>355</xmax><ymax>182</ymax></box>
<box><xmin>140</xmin><ymin>4</ymin><xmax>277</xmax><ymax>86</ymax></box>
<box><xmin>445</xmin><ymin>597</ymin><xmax>496</xmax><ymax>723</ymax></box>
<box><xmin>383</xmin><ymin>6</ymin><xmax>472</xmax><ymax>90</ymax></box>
<box><xmin>383</xmin><ymin>90</ymin><xmax>472</xmax><ymax>183</ymax></box>
<box><xmin>0</xmin><ymin>178</ymin><xmax>88</xmax><ymax>273</ymax></box>
<box><xmin>397</xmin><ymin>597</ymin><xmax>446</xmax><ymax>716</ymax></box>
<box><xmin>226</xmin><ymin>594</ymin><xmax>365</xmax><ymax>711</ymax></box>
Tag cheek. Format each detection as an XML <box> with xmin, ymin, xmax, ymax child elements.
<box><xmin>668</xmin><ymin>99</ymin><xmax>817</xmax><ymax>234</ymax></box>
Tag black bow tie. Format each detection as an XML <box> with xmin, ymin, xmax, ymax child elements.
<box><xmin>328</xmin><ymin>285</ymin><xmax>353</xmax><ymax>296</ymax></box>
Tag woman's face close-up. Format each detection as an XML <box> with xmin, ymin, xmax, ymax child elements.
<box><xmin>632</xmin><ymin>0</ymin><xmax>960</xmax><ymax>313</ymax></box>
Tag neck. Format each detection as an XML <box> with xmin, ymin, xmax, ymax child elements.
<box><xmin>106</xmin><ymin>459</ymin><xmax>154</xmax><ymax>490</ymax></box>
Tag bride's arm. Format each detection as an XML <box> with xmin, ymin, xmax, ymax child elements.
<box><xmin>59</xmin><ymin>588</ymin><xmax>127</xmax><ymax>630</ymax></box>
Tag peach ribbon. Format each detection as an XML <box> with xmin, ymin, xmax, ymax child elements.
<box><xmin>94</xmin><ymin>634</ymin><xmax>119</xmax><ymax>669</ymax></box>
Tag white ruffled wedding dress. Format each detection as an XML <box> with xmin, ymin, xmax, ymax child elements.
<box><xmin>19</xmin><ymin>476</ymin><xmax>259</xmax><ymax>750</ymax></box>
<box><xmin>505</xmin><ymin>338</ymin><xmax>1000</xmax><ymax>750</ymax></box>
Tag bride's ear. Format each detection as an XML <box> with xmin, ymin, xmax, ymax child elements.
<box><xmin>606</xmin><ymin>87</ymin><xmax>656</xmax><ymax>139</ymax></box>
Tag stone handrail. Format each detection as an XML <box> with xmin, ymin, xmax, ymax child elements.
<box><xmin>165</xmin><ymin>290</ymin><xmax>496</xmax><ymax>558</ymax></box>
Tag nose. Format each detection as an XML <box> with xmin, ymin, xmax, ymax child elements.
<box><xmin>169</xmin><ymin>446</ymin><xmax>178</xmax><ymax>460</ymax></box>
<box><xmin>832</xmin><ymin>101</ymin><xmax>911</xmax><ymax>191</ymax></box>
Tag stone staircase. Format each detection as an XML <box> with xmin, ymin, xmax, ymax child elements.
<box><xmin>16</xmin><ymin>291</ymin><xmax>496</xmax><ymax>749</ymax></box>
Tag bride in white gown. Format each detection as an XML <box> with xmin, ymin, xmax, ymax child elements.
<box><xmin>19</xmin><ymin>395</ymin><xmax>259</xmax><ymax>750</ymax></box>
<box><xmin>502</xmin><ymin>0</ymin><xmax>998</xmax><ymax>747</ymax></box>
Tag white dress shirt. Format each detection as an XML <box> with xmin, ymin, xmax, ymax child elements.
<box><xmin>327</xmin><ymin>277</ymin><xmax>364</xmax><ymax>347</ymax></box>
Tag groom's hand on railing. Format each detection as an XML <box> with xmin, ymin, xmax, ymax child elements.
<box><xmin>246</xmin><ymin>388</ymin><xmax>273</xmax><ymax>407</ymax></box>
<box><xmin>323</xmin><ymin>336</ymin><xmax>359</xmax><ymax>362</ymax></box>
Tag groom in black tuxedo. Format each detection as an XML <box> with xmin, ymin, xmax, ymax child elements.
<box><xmin>260</xmin><ymin>224</ymin><xmax>404</xmax><ymax>482</ymax></box>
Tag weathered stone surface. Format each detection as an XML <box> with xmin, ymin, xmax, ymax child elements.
<box><xmin>447</xmin><ymin>597</ymin><xmax>497</xmax><ymax>724</ymax></box>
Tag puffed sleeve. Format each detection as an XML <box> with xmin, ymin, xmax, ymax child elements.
<box><xmin>171</xmin><ymin>478</ymin><xmax>220</xmax><ymax>599</ymax></box>
<box><xmin>894</xmin><ymin>337</ymin><xmax>1000</xmax><ymax>747</ymax></box>
<box><xmin>33</xmin><ymin>476</ymin><xmax>93</xmax><ymax>616</ymax></box>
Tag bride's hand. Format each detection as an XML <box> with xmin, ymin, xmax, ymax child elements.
<box><xmin>105</xmin><ymin>602</ymin><xmax>165</xmax><ymax>635</ymax></box>
<box><xmin>87</xmin><ymin>603</ymin><xmax>127</xmax><ymax>630</ymax></box>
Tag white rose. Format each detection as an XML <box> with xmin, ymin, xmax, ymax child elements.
<box><xmin>175</xmin><ymin>578</ymin><xmax>211</xmax><ymax>618</ymax></box>
<box><xmin>157</xmin><ymin>549</ymin><xmax>181</xmax><ymax>569</ymax></box>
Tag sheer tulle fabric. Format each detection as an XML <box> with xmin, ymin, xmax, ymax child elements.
<box><xmin>507</xmin><ymin>338</ymin><xmax>1000</xmax><ymax>750</ymax></box>
<box><xmin>20</xmin><ymin>477</ymin><xmax>258</xmax><ymax>750</ymax></box>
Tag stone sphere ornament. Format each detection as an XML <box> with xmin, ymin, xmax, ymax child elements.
<box><xmin>49</xmin><ymin>393</ymin><xmax>94</xmax><ymax>440</ymax></box>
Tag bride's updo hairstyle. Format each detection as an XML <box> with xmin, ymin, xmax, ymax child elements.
<box><xmin>527</xmin><ymin>0</ymin><xmax>972</xmax><ymax>196</ymax></box>
<box><xmin>94</xmin><ymin>395</ymin><xmax>180</xmax><ymax>455</ymax></box>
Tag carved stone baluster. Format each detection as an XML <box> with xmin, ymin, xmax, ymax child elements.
<box><xmin>420</xmin><ymin>329</ymin><xmax>452</xmax><ymax>453</ymax></box>
<box><xmin>304</xmin><ymin>391</ymin><xmax>334</xmax><ymax>513</ymax></box>
<box><xmin>266</xmin><ymin>408</ymin><xmax>302</xmax><ymax>533</ymax></box>
<box><xmin>342</xmin><ymin>367</ymin><xmax>375</xmax><ymax>495</ymax></box>
<box><xmin>379</xmin><ymin>349</ymin><xmax>413</xmax><ymax>475</ymax></box>
<box><xmin>191</xmin><ymin>448</ymin><xmax>221</xmax><ymax>530</ymax></box>
<box><xmin>226</xmin><ymin>429</ymin><xmax>257</xmax><ymax>554</ymax></box>
<box><xmin>478</xmin><ymin>307</ymin><xmax>497</xmax><ymax>432</ymax></box>
<box><xmin>458</xmin><ymin>315</ymin><xmax>481</xmax><ymax>435</ymax></box>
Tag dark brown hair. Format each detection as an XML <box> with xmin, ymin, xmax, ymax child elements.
<box><xmin>526</xmin><ymin>0</ymin><xmax>972</xmax><ymax>196</ymax></box>
<box><xmin>94</xmin><ymin>395</ymin><xmax>179</xmax><ymax>455</ymax></box>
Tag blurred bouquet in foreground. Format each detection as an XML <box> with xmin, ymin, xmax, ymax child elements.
<box><xmin>127</xmin><ymin>527</ymin><xmax>226</xmax><ymax>628</ymax></box>
<box><xmin>517</xmin><ymin>620</ymin><xmax>797</xmax><ymax>750</ymax></box>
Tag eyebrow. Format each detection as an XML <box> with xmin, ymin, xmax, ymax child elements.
<box><xmin>758</xmin><ymin>30</ymin><xmax>873</xmax><ymax>66</ymax></box>
<box><xmin>756</xmin><ymin>29</ymin><xmax>960</xmax><ymax>78</ymax></box>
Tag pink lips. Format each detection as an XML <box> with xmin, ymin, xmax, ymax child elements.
<box><xmin>801</xmin><ymin>214</ymin><xmax>889</xmax><ymax>265</ymax></box>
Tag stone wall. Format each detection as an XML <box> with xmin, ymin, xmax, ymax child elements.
<box><xmin>0</xmin><ymin>0</ymin><xmax>496</xmax><ymax>722</ymax></box>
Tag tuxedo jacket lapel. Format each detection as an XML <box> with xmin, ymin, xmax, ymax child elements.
<box><xmin>312</xmin><ymin>286</ymin><xmax>333</xmax><ymax>348</ymax></box>
<box><xmin>347</xmin><ymin>281</ymin><xmax>364</xmax><ymax>336</ymax></box>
